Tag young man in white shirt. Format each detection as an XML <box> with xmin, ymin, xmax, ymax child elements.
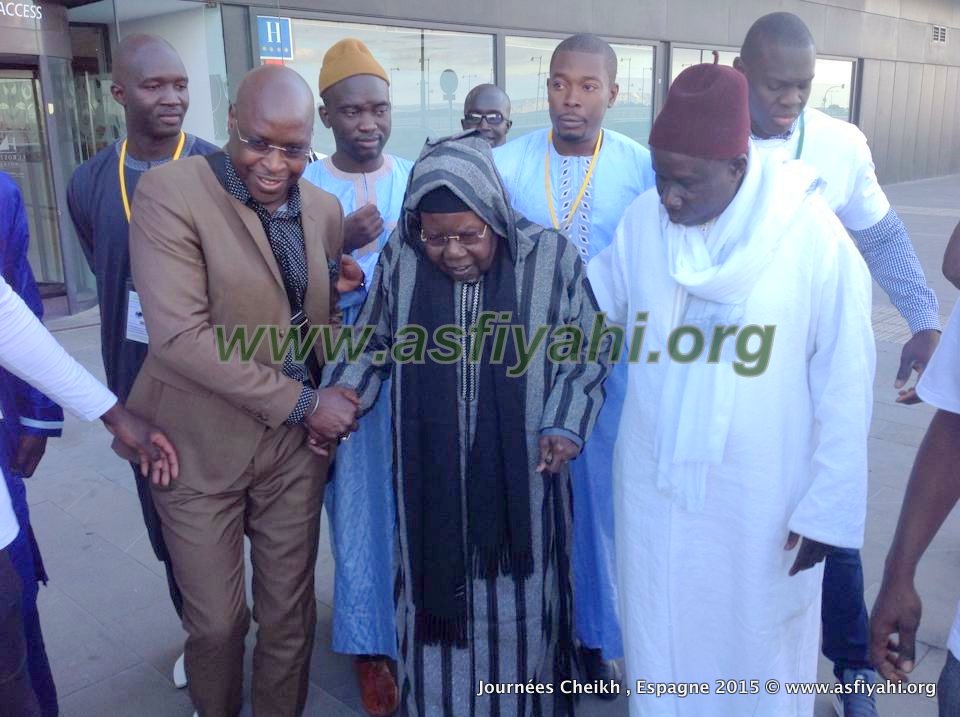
<box><xmin>735</xmin><ymin>15</ymin><xmax>941</xmax><ymax>715</ymax></box>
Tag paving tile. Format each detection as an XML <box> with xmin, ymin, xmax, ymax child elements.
<box><xmin>36</xmin><ymin>585</ymin><xmax>142</xmax><ymax>698</ymax></box>
<box><xmin>60</xmin><ymin>474</ymin><xmax>151</xmax><ymax>552</ymax></box>
<box><xmin>315</xmin><ymin>507</ymin><xmax>336</xmax><ymax>609</ymax></box>
<box><xmin>96</xmin><ymin>597</ymin><xmax>187</xmax><ymax>681</ymax></box>
<box><xmin>123</xmin><ymin>530</ymin><xmax>170</xmax><ymax>579</ymax></box>
<box><xmin>870</xmin><ymin>398</ymin><xmax>938</xmax><ymax>430</ymax></box>
<box><xmin>309</xmin><ymin>601</ymin><xmax>356</xmax><ymax>696</ymax></box>
<box><xmin>237</xmin><ymin>684</ymin><xmax>360</xmax><ymax>717</ymax></box>
<box><xmin>59</xmin><ymin>663</ymin><xmax>194</xmax><ymax>717</ymax></box>
<box><xmin>24</xmin><ymin>465</ymin><xmax>106</xmax><ymax>512</ymax></box>
<box><xmin>31</xmin><ymin>501</ymin><xmax>172</xmax><ymax>622</ymax></box>
<box><xmin>869</xmin><ymin>416</ymin><xmax>929</xmax><ymax>449</ymax></box>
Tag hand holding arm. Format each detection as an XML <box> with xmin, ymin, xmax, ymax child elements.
<box><xmin>103</xmin><ymin>403</ymin><xmax>180</xmax><ymax>486</ymax></box>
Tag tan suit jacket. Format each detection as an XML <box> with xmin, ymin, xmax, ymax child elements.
<box><xmin>126</xmin><ymin>155</ymin><xmax>343</xmax><ymax>493</ymax></box>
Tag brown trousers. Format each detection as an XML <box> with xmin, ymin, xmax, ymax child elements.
<box><xmin>152</xmin><ymin>424</ymin><xmax>327</xmax><ymax>717</ymax></box>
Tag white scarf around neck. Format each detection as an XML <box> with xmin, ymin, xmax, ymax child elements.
<box><xmin>654</xmin><ymin>145</ymin><xmax>821</xmax><ymax>510</ymax></box>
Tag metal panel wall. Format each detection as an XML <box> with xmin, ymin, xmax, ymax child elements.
<box><xmin>944</xmin><ymin>68</ymin><xmax>960</xmax><ymax>176</ymax></box>
<box><xmin>886</xmin><ymin>62</ymin><xmax>911</xmax><ymax>182</ymax></box>
<box><xmin>927</xmin><ymin>65</ymin><xmax>948</xmax><ymax>176</ymax></box>
<box><xmin>858</xmin><ymin>59</ymin><xmax>881</xmax><ymax>148</ymax></box>
<box><xmin>873</xmin><ymin>61</ymin><xmax>896</xmax><ymax>175</ymax></box>
<box><xmin>917</xmin><ymin>64</ymin><xmax>937</xmax><ymax>178</ymax></box>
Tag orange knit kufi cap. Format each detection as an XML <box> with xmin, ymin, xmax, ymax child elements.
<box><xmin>317</xmin><ymin>38</ymin><xmax>389</xmax><ymax>95</ymax></box>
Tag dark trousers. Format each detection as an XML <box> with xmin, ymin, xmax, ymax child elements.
<box><xmin>821</xmin><ymin>547</ymin><xmax>872</xmax><ymax>679</ymax></box>
<box><xmin>938</xmin><ymin>651</ymin><xmax>960</xmax><ymax>716</ymax></box>
<box><xmin>132</xmin><ymin>463</ymin><xmax>183</xmax><ymax>617</ymax></box>
<box><xmin>0</xmin><ymin>547</ymin><xmax>41</xmax><ymax>716</ymax></box>
<box><xmin>5</xmin><ymin>471</ymin><xmax>57</xmax><ymax>715</ymax></box>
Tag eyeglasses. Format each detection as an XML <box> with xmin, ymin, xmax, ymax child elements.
<box><xmin>234</xmin><ymin>124</ymin><xmax>311</xmax><ymax>161</ymax></box>
<box><xmin>462</xmin><ymin>111</ymin><xmax>506</xmax><ymax>127</ymax></box>
<box><xmin>420</xmin><ymin>225</ymin><xmax>489</xmax><ymax>248</ymax></box>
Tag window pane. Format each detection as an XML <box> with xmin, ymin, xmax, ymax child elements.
<box><xmin>281</xmin><ymin>18</ymin><xmax>494</xmax><ymax>161</ymax></box>
<box><xmin>606</xmin><ymin>43</ymin><xmax>655</xmax><ymax>147</ymax></box>
<box><xmin>505</xmin><ymin>36</ymin><xmax>655</xmax><ymax>146</ymax></box>
<box><xmin>670</xmin><ymin>47</ymin><xmax>737</xmax><ymax>84</ymax></box>
<box><xmin>504</xmin><ymin>37</ymin><xmax>556</xmax><ymax>141</ymax></box>
<box><xmin>812</xmin><ymin>59</ymin><xmax>854</xmax><ymax>121</ymax></box>
<box><xmin>670</xmin><ymin>47</ymin><xmax>855</xmax><ymax>122</ymax></box>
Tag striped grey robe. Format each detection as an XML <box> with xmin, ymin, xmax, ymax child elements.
<box><xmin>324</xmin><ymin>134</ymin><xmax>611</xmax><ymax>716</ymax></box>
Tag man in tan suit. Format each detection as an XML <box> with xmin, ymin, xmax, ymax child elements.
<box><xmin>127</xmin><ymin>65</ymin><xmax>359</xmax><ymax>716</ymax></box>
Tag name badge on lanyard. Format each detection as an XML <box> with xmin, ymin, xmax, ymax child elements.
<box><xmin>124</xmin><ymin>278</ymin><xmax>149</xmax><ymax>344</ymax></box>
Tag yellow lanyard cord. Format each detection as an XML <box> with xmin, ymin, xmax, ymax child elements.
<box><xmin>545</xmin><ymin>129</ymin><xmax>603</xmax><ymax>231</ymax></box>
<box><xmin>119</xmin><ymin>131</ymin><xmax>186</xmax><ymax>222</ymax></box>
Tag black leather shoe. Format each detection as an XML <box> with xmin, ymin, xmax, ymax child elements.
<box><xmin>579</xmin><ymin>646</ymin><xmax>622</xmax><ymax>701</ymax></box>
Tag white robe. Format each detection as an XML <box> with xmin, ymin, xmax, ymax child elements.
<box><xmin>587</xmin><ymin>152</ymin><xmax>875</xmax><ymax>717</ymax></box>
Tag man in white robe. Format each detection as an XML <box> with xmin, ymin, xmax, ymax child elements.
<box><xmin>588</xmin><ymin>63</ymin><xmax>875</xmax><ymax>717</ymax></box>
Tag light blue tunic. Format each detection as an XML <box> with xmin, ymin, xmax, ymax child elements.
<box><xmin>302</xmin><ymin>154</ymin><xmax>412</xmax><ymax>656</ymax></box>
<box><xmin>494</xmin><ymin>128</ymin><xmax>653</xmax><ymax>659</ymax></box>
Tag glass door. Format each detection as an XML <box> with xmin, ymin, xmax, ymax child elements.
<box><xmin>0</xmin><ymin>68</ymin><xmax>64</xmax><ymax>292</ymax></box>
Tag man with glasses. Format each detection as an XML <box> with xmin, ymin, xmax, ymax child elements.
<box><xmin>124</xmin><ymin>64</ymin><xmax>359</xmax><ymax>715</ymax></box>
<box><xmin>301</xmin><ymin>38</ymin><xmax>411</xmax><ymax>717</ymax></box>
<box><xmin>66</xmin><ymin>33</ymin><xmax>219</xmax><ymax>690</ymax></box>
<box><xmin>461</xmin><ymin>84</ymin><xmax>512</xmax><ymax>147</ymax></box>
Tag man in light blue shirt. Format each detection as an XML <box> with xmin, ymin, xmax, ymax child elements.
<box><xmin>494</xmin><ymin>33</ymin><xmax>654</xmax><ymax>691</ymax></box>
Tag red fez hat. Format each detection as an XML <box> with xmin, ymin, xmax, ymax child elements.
<box><xmin>649</xmin><ymin>64</ymin><xmax>750</xmax><ymax>160</ymax></box>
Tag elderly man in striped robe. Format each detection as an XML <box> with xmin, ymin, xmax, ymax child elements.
<box><xmin>323</xmin><ymin>132</ymin><xmax>612</xmax><ymax>716</ymax></box>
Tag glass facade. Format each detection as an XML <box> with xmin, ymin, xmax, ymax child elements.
<box><xmin>0</xmin><ymin>1</ymin><xmax>875</xmax><ymax>313</ymax></box>
<box><xmin>70</xmin><ymin>23</ymin><xmax>123</xmax><ymax>162</ymax></box>
<box><xmin>670</xmin><ymin>47</ymin><xmax>738</xmax><ymax>81</ymax></box>
<box><xmin>811</xmin><ymin>58</ymin><xmax>855</xmax><ymax>121</ymax></box>
<box><xmin>280</xmin><ymin>18</ymin><xmax>494</xmax><ymax>161</ymax></box>
<box><xmin>506</xmin><ymin>36</ymin><xmax>655</xmax><ymax>146</ymax></box>
<box><xmin>0</xmin><ymin>70</ymin><xmax>62</xmax><ymax>287</ymax></box>
<box><xmin>38</xmin><ymin>54</ymin><xmax>98</xmax><ymax>306</ymax></box>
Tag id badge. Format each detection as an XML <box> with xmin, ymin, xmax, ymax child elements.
<box><xmin>124</xmin><ymin>279</ymin><xmax>149</xmax><ymax>344</ymax></box>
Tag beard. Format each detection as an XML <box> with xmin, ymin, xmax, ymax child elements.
<box><xmin>555</xmin><ymin>128</ymin><xmax>588</xmax><ymax>144</ymax></box>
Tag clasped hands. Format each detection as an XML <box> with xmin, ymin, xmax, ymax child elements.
<box><xmin>303</xmin><ymin>386</ymin><xmax>361</xmax><ymax>456</ymax></box>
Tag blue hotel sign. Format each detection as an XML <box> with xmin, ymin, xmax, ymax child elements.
<box><xmin>258</xmin><ymin>16</ymin><xmax>294</xmax><ymax>60</ymax></box>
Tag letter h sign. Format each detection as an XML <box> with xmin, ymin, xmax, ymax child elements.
<box><xmin>257</xmin><ymin>16</ymin><xmax>294</xmax><ymax>61</ymax></box>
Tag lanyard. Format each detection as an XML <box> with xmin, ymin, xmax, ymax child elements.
<box><xmin>545</xmin><ymin>129</ymin><xmax>603</xmax><ymax>231</ymax></box>
<box><xmin>794</xmin><ymin>112</ymin><xmax>805</xmax><ymax>160</ymax></box>
<box><xmin>118</xmin><ymin>131</ymin><xmax>186</xmax><ymax>222</ymax></box>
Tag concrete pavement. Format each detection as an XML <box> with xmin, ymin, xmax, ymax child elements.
<box><xmin>27</xmin><ymin>173</ymin><xmax>960</xmax><ymax>716</ymax></box>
